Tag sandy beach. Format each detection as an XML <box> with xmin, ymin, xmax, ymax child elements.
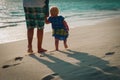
<box><xmin>0</xmin><ymin>17</ymin><xmax>120</xmax><ymax>80</ymax></box>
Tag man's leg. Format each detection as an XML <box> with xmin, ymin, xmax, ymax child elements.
<box><xmin>37</xmin><ymin>29</ymin><xmax>47</xmax><ymax>53</ymax></box>
<box><xmin>27</xmin><ymin>28</ymin><xmax>34</xmax><ymax>53</ymax></box>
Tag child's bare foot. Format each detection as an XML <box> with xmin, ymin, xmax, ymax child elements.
<box><xmin>38</xmin><ymin>48</ymin><xmax>47</xmax><ymax>53</ymax></box>
<box><xmin>64</xmin><ymin>44</ymin><xmax>68</xmax><ymax>49</ymax></box>
<box><xmin>55</xmin><ymin>49</ymin><xmax>59</xmax><ymax>51</ymax></box>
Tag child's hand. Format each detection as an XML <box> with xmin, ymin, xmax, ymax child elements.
<box><xmin>45</xmin><ymin>17</ymin><xmax>50</xmax><ymax>24</ymax></box>
<box><xmin>63</xmin><ymin>21</ymin><xmax>69</xmax><ymax>31</ymax></box>
<box><xmin>66</xmin><ymin>30</ymin><xmax>69</xmax><ymax>33</ymax></box>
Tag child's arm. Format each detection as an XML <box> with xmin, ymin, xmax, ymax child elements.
<box><xmin>45</xmin><ymin>17</ymin><xmax>50</xmax><ymax>24</ymax></box>
<box><xmin>63</xmin><ymin>20</ymin><xmax>69</xmax><ymax>31</ymax></box>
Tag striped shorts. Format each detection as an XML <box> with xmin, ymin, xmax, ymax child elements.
<box><xmin>24</xmin><ymin>7</ymin><xmax>46</xmax><ymax>29</ymax></box>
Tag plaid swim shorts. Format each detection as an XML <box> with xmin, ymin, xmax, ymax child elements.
<box><xmin>52</xmin><ymin>29</ymin><xmax>69</xmax><ymax>40</ymax></box>
<box><xmin>24</xmin><ymin>7</ymin><xmax>47</xmax><ymax>29</ymax></box>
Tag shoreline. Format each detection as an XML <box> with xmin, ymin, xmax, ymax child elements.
<box><xmin>0</xmin><ymin>15</ymin><xmax>119</xmax><ymax>44</ymax></box>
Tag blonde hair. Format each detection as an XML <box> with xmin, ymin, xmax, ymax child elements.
<box><xmin>50</xmin><ymin>6</ymin><xmax>59</xmax><ymax>16</ymax></box>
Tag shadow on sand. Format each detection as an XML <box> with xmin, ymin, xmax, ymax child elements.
<box><xmin>30</xmin><ymin>49</ymin><xmax>120</xmax><ymax>80</ymax></box>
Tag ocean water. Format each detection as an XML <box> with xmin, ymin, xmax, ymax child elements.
<box><xmin>0</xmin><ymin>0</ymin><xmax>120</xmax><ymax>44</ymax></box>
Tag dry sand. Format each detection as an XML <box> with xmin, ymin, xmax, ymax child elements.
<box><xmin>0</xmin><ymin>17</ymin><xmax>120</xmax><ymax>80</ymax></box>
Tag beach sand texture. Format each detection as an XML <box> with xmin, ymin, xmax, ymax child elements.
<box><xmin>0</xmin><ymin>17</ymin><xmax>120</xmax><ymax>80</ymax></box>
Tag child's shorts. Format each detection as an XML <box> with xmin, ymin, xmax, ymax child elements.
<box><xmin>24</xmin><ymin>7</ymin><xmax>46</xmax><ymax>29</ymax></box>
<box><xmin>52</xmin><ymin>29</ymin><xmax>69</xmax><ymax>40</ymax></box>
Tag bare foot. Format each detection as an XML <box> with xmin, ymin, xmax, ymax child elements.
<box><xmin>28</xmin><ymin>45</ymin><xmax>33</xmax><ymax>53</ymax></box>
<box><xmin>55</xmin><ymin>49</ymin><xmax>59</xmax><ymax>51</ymax></box>
<box><xmin>38</xmin><ymin>48</ymin><xmax>47</xmax><ymax>53</ymax></box>
<box><xmin>64</xmin><ymin>44</ymin><xmax>68</xmax><ymax>49</ymax></box>
<box><xmin>27</xmin><ymin>49</ymin><xmax>33</xmax><ymax>53</ymax></box>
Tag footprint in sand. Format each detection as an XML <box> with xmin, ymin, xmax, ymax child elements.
<box><xmin>42</xmin><ymin>73</ymin><xmax>60</xmax><ymax>80</ymax></box>
<box><xmin>14</xmin><ymin>56</ymin><xmax>23</xmax><ymax>61</ymax></box>
<box><xmin>105</xmin><ymin>52</ymin><xmax>115</xmax><ymax>55</ymax></box>
<box><xmin>2</xmin><ymin>56</ymin><xmax>23</xmax><ymax>69</ymax></box>
<box><xmin>2</xmin><ymin>63</ymin><xmax>21</xmax><ymax>69</ymax></box>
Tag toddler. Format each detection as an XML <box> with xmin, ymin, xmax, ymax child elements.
<box><xmin>45</xmin><ymin>6</ymin><xmax>69</xmax><ymax>51</ymax></box>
